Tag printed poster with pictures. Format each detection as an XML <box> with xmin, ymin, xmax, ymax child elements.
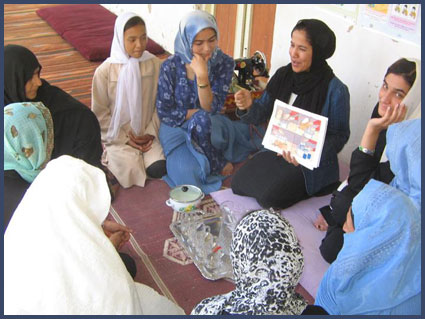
<box><xmin>262</xmin><ymin>99</ymin><xmax>328</xmax><ymax>170</ymax></box>
<box><xmin>358</xmin><ymin>4</ymin><xmax>420</xmax><ymax>45</ymax></box>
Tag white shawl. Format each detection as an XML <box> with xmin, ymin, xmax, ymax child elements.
<box><xmin>403</xmin><ymin>58</ymin><xmax>421</xmax><ymax>120</ymax></box>
<box><xmin>106</xmin><ymin>12</ymin><xmax>155</xmax><ymax>141</ymax></box>
<box><xmin>4</xmin><ymin>155</ymin><xmax>184</xmax><ymax>315</ymax></box>
<box><xmin>380</xmin><ymin>57</ymin><xmax>421</xmax><ymax>162</ymax></box>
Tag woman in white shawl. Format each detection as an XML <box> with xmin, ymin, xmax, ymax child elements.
<box><xmin>4</xmin><ymin>155</ymin><xmax>184</xmax><ymax>315</ymax></box>
<box><xmin>92</xmin><ymin>12</ymin><xmax>166</xmax><ymax>188</ymax></box>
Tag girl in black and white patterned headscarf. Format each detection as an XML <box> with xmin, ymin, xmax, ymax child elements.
<box><xmin>191</xmin><ymin>209</ymin><xmax>308</xmax><ymax>315</ymax></box>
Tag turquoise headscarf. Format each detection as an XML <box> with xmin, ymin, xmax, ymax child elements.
<box><xmin>315</xmin><ymin>119</ymin><xmax>421</xmax><ymax>315</ymax></box>
<box><xmin>4</xmin><ymin>102</ymin><xmax>54</xmax><ymax>183</ymax></box>
<box><xmin>174</xmin><ymin>10</ymin><xmax>222</xmax><ymax>68</ymax></box>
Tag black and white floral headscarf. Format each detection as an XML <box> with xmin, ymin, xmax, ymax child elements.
<box><xmin>191</xmin><ymin>209</ymin><xmax>307</xmax><ymax>315</ymax></box>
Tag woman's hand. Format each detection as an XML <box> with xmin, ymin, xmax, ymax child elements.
<box><xmin>234</xmin><ymin>89</ymin><xmax>253</xmax><ymax>111</ymax></box>
<box><xmin>190</xmin><ymin>53</ymin><xmax>209</xmax><ymax>81</ymax></box>
<box><xmin>108</xmin><ymin>231</ymin><xmax>130</xmax><ymax>250</ymax></box>
<box><xmin>278</xmin><ymin>150</ymin><xmax>300</xmax><ymax>166</ymax></box>
<box><xmin>127</xmin><ymin>131</ymin><xmax>155</xmax><ymax>153</ymax></box>
<box><xmin>190</xmin><ymin>53</ymin><xmax>212</xmax><ymax>112</ymax></box>
<box><xmin>185</xmin><ymin>108</ymin><xmax>199</xmax><ymax>120</ymax></box>
<box><xmin>368</xmin><ymin>103</ymin><xmax>407</xmax><ymax>132</ymax></box>
<box><xmin>102</xmin><ymin>220</ymin><xmax>133</xmax><ymax>250</ymax></box>
<box><xmin>102</xmin><ymin>220</ymin><xmax>133</xmax><ymax>236</ymax></box>
<box><xmin>360</xmin><ymin>103</ymin><xmax>407</xmax><ymax>152</ymax></box>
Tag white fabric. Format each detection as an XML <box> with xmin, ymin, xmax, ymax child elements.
<box><xmin>4</xmin><ymin>156</ymin><xmax>184</xmax><ymax>315</ymax></box>
<box><xmin>106</xmin><ymin>12</ymin><xmax>156</xmax><ymax>141</ymax></box>
<box><xmin>403</xmin><ymin>58</ymin><xmax>421</xmax><ymax>120</ymax></box>
<box><xmin>288</xmin><ymin>93</ymin><xmax>298</xmax><ymax>105</ymax></box>
<box><xmin>380</xmin><ymin>57</ymin><xmax>421</xmax><ymax>162</ymax></box>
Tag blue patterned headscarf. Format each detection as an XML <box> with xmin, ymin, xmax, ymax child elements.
<box><xmin>4</xmin><ymin>102</ymin><xmax>54</xmax><ymax>183</ymax></box>
<box><xmin>315</xmin><ymin>119</ymin><xmax>421</xmax><ymax>315</ymax></box>
<box><xmin>174</xmin><ymin>10</ymin><xmax>222</xmax><ymax>67</ymax></box>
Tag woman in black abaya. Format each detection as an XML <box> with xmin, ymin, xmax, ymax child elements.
<box><xmin>4</xmin><ymin>44</ymin><xmax>103</xmax><ymax>168</ymax></box>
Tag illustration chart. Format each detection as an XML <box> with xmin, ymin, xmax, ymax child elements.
<box><xmin>262</xmin><ymin>99</ymin><xmax>328</xmax><ymax>170</ymax></box>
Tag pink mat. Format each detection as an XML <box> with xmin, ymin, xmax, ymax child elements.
<box><xmin>211</xmin><ymin>188</ymin><xmax>331</xmax><ymax>298</ymax></box>
<box><xmin>210</xmin><ymin>160</ymin><xmax>349</xmax><ymax>298</ymax></box>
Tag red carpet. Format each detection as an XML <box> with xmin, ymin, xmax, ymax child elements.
<box><xmin>110</xmin><ymin>165</ymin><xmax>314</xmax><ymax>314</ymax></box>
<box><xmin>109</xmin><ymin>179</ymin><xmax>235</xmax><ymax>314</ymax></box>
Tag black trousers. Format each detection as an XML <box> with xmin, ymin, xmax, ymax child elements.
<box><xmin>119</xmin><ymin>252</ymin><xmax>137</xmax><ymax>279</ymax></box>
<box><xmin>231</xmin><ymin>150</ymin><xmax>308</xmax><ymax>209</ymax></box>
<box><xmin>301</xmin><ymin>305</ymin><xmax>329</xmax><ymax>315</ymax></box>
<box><xmin>319</xmin><ymin>225</ymin><xmax>345</xmax><ymax>264</ymax></box>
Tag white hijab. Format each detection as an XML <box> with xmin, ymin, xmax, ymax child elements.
<box><xmin>4</xmin><ymin>156</ymin><xmax>184</xmax><ymax>315</ymax></box>
<box><xmin>380</xmin><ymin>57</ymin><xmax>421</xmax><ymax>162</ymax></box>
<box><xmin>106</xmin><ymin>12</ymin><xmax>155</xmax><ymax>141</ymax></box>
<box><xmin>403</xmin><ymin>58</ymin><xmax>421</xmax><ymax>120</ymax></box>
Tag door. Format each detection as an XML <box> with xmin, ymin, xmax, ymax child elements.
<box><xmin>214</xmin><ymin>4</ymin><xmax>238</xmax><ymax>57</ymax></box>
<box><xmin>214</xmin><ymin>4</ymin><xmax>276</xmax><ymax>69</ymax></box>
<box><xmin>249</xmin><ymin>4</ymin><xmax>276</xmax><ymax>66</ymax></box>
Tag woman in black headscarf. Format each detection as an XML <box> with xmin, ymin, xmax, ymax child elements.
<box><xmin>4</xmin><ymin>44</ymin><xmax>103</xmax><ymax>168</ymax></box>
<box><xmin>231</xmin><ymin>19</ymin><xmax>350</xmax><ymax>209</ymax></box>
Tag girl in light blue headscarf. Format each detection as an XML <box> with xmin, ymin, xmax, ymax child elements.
<box><xmin>4</xmin><ymin>102</ymin><xmax>54</xmax><ymax>182</ymax></box>
<box><xmin>315</xmin><ymin>119</ymin><xmax>421</xmax><ymax>315</ymax></box>
<box><xmin>4</xmin><ymin>102</ymin><xmax>54</xmax><ymax>229</ymax></box>
<box><xmin>174</xmin><ymin>10</ymin><xmax>222</xmax><ymax>69</ymax></box>
<box><xmin>156</xmin><ymin>11</ymin><xmax>262</xmax><ymax>194</ymax></box>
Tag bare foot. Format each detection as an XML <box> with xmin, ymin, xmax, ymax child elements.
<box><xmin>221</xmin><ymin>162</ymin><xmax>234</xmax><ymax>176</ymax></box>
<box><xmin>314</xmin><ymin>214</ymin><xmax>329</xmax><ymax>232</ymax></box>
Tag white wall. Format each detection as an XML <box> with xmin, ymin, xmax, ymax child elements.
<box><xmin>270</xmin><ymin>4</ymin><xmax>421</xmax><ymax>164</ymax></box>
<box><xmin>101</xmin><ymin>4</ymin><xmax>196</xmax><ymax>53</ymax></box>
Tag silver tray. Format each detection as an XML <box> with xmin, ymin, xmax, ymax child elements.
<box><xmin>170</xmin><ymin>210</ymin><xmax>234</xmax><ymax>281</ymax></box>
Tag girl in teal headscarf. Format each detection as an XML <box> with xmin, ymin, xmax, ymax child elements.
<box><xmin>4</xmin><ymin>101</ymin><xmax>54</xmax><ymax>229</ymax></box>
<box><xmin>4</xmin><ymin>102</ymin><xmax>54</xmax><ymax>182</ymax></box>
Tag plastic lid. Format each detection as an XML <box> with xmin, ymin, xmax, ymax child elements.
<box><xmin>169</xmin><ymin>185</ymin><xmax>203</xmax><ymax>203</ymax></box>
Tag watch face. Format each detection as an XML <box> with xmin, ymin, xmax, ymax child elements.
<box><xmin>359</xmin><ymin>146</ymin><xmax>374</xmax><ymax>155</ymax></box>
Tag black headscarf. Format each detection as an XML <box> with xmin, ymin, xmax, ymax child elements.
<box><xmin>4</xmin><ymin>44</ymin><xmax>77</xmax><ymax>114</ymax></box>
<box><xmin>4</xmin><ymin>44</ymin><xmax>42</xmax><ymax>104</ymax></box>
<box><xmin>266</xmin><ymin>19</ymin><xmax>336</xmax><ymax>115</ymax></box>
<box><xmin>4</xmin><ymin>44</ymin><xmax>103</xmax><ymax>168</ymax></box>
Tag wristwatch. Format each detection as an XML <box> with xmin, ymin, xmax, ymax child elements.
<box><xmin>358</xmin><ymin>146</ymin><xmax>375</xmax><ymax>156</ymax></box>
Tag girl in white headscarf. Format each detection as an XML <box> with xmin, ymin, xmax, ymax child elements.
<box><xmin>317</xmin><ymin>58</ymin><xmax>421</xmax><ymax>263</ymax></box>
<box><xmin>4</xmin><ymin>155</ymin><xmax>185</xmax><ymax>315</ymax></box>
<box><xmin>92</xmin><ymin>12</ymin><xmax>166</xmax><ymax>189</ymax></box>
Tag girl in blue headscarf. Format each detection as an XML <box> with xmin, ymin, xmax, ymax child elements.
<box><xmin>156</xmin><ymin>11</ymin><xmax>260</xmax><ymax>194</ymax></box>
<box><xmin>315</xmin><ymin>119</ymin><xmax>421</xmax><ymax>315</ymax></box>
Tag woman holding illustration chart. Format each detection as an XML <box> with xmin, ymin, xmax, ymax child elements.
<box><xmin>231</xmin><ymin>19</ymin><xmax>350</xmax><ymax>209</ymax></box>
